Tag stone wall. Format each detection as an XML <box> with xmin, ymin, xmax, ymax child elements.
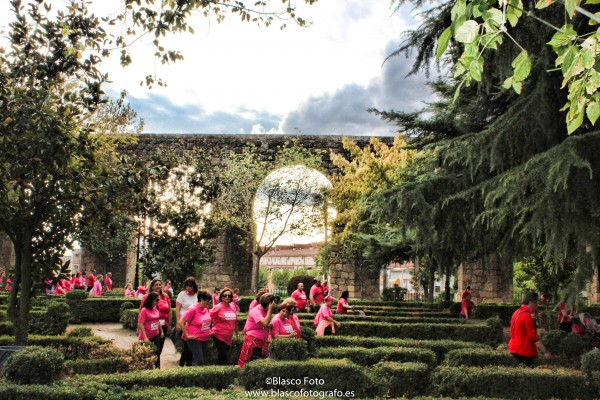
<box><xmin>458</xmin><ymin>255</ymin><xmax>513</xmax><ymax>304</ymax></box>
<box><xmin>329</xmin><ymin>245</ymin><xmax>380</xmax><ymax>300</ymax></box>
<box><xmin>79</xmin><ymin>248</ymin><xmax>130</xmax><ymax>289</ymax></box>
<box><xmin>0</xmin><ymin>233</ymin><xmax>14</xmax><ymax>272</ymax></box>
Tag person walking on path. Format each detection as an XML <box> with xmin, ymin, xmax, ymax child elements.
<box><xmin>314</xmin><ymin>296</ymin><xmax>341</xmax><ymax>336</ymax></box>
<box><xmin>508</xmin><ymin>292</ymin><xmax>551</xmax><ymax>368</ymax></box>
<box><xmin>140</xmin><ymin>279</ymin><xmax>172</xmax><ymax>367</ymax></box>
<box><xmin>309</xmin><ymin>278</ymin><xmax>324</xmax><ymax>313</ymax></box>
<box><xmin>138</xmin><ymin>292</ymin><xmax>164</xmax><ymax>369</ymax></box>
<box><xmin>175</xmin><ymin>277</ymin><xmax>198</xmax><ymax>366</ymax></box>
<box><xmin>179</xmin><ymin>289</ymin><xmax>212</xmax><ymax>366</ymax></box>
<box><xmin>90</xmin><ymin>274</ymin><xmax>103</xmax><ymax>297</ymax></box>
<box><xmin>238</xmin><ymin>293</ymin><xmax>277</xmax><ymax>368</ymax></box>
<box><xmin>336</xmin><ymin>291</ymin><xmax>354</xmax><ymax>314</ymax></box>
<box><xmin>291</xmin><ymin>282</ymin><xmax>308</xmax><ymax>312</ymax></box>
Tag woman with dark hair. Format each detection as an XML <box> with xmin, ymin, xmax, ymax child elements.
<box><xmin>136</xmin><ymin>279</ymin><xmax>149</xmax><ymax>298</ymax></box>
<box><xmin>238</xmin><ymin>293</ymin><xmax>277</xmax><ymax>368</ymax></box>
<box><xmin>179</xmin><ymin>289</ymin><xmax>212</xmax><ymax>366</ymax></box>
<box><xmin>336</xmin><ymin>290</ymin><xmax>354</xmax><ymax>314</ymax></box>
<box><xmin>176</xmin><ymin>277</ymin><xmax>198</xmax><ymax>366</ymax></box>
<box><xmin>210</xmin><ymin>287</ymin><xmax>240</xmax><ymax>365</ymax></box>
<box><xmin>138</xmin><ymin>292</ymin><xmax>163</xmax><ymax>368</ymax></box>
<box><xmin>139</xmin><ymin>279</ymin><xmax>172</xmax><ymax>367</ymax></box>
<box><xmin>212</xmin><ymin>288</ymin><xmax>221</xmax><ymax>306</ymax></box>
<box><xmin>271</xmin><ymin>299</ymin><xmax>301</xmax><ymax>339</ymax></box>
<box><xmin>90</xmin><ymin>274</ymin><xmax>103</xmax><ymax>297</ymax></box>
<box><xmin>249</xmin><ymin>288</ymin><xmax>269</xmax><ymax>310</ymax></box>
<box><xmin>314</xmin><ymin>296</ymin><xmax>341</xmax><ymax>336</ymax></box>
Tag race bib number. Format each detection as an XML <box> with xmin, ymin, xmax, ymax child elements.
<box><xmin>300</xmin><ymin>294</ymin><xmax>306</xmax><ymax>300</ymax></box>
<box><xmin>150</xmin><ymin>321</ymin><xmax>159</xmax><ymax>331</ymax></box>
<box><xmin>201</xmin><ymin>320</ymin><xmax>211</xmax><ymax>331</ymax></box>
<box><xmin>224</xmin><ymin>312</ymin><xmax>237</xmax><ymax>321</ymax></box>
<box><xmin>284</xmin><ymin>324</ymin><xmax>294</xmax><ymax>334</ymax></box>
<box><xmin>159</xmin><ymin>319</ymin><xmax>166</xmax><ymax>326</ymax></box>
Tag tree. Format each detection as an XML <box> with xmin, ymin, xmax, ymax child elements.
<box><xmin>140</xmin><ymin>148</ymin><xmax>218</xmax><ymax>288</ymax></box>
<box><xmin>214</xmin><ymin>140</ymin><xmax>327</xmax><ymax>293</ymax></box>
<box><xmin>0</xmin><ymin>0</ymin><xmax>113</xmax><ymax>344</ymax></box>
<box><xmin>271</xmin><ymin>268</ymin><xmax>292</xmax><ymax>288</ymax></box>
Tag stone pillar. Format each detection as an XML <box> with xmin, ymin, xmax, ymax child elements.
<box><xmin>201</xmin><ymin>227</ymin><xmax>253</xmax><ymax>295</ymax></box>
<box><xmin>0</xmin><ymin>232</ymin><xmax>15</xmax><ymax>272</ymax></box>
<box><xmin>80</xmin><ymin>248</ymin><xmax>130</xmax><ymax>289</ymax></box>
<box><xmin>329</xmin><ymin>244</ymin><xmax>380</xmax><ymax>300</ymax></box>
<box><xmin>458</xmin><ymin>255</ymin><xmax>513</xmax><ymax>304</ymax></box>
<box><xmin>591</xmin><ymin>265</ymin><xmax>600</xmax><ymax>303</ymax></box>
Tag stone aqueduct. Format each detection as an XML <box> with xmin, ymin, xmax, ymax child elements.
<box><xmin>4</xmin><ymin>133</ymin><xmax>591</xmax><ymax>302</ymax></box>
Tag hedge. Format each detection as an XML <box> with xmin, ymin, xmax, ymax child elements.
<box><xmin>2</xmin><ymin>346</ymin><xmax>64</xmax><ymax>384</ymax></box>
<box><xmin>64</xmin><ymin>357</ymin><xmax>128</xmax><ymax>375</ymax></box>
<box><xmin>239</xmin><ymin>358</ymin><xmax>373</xmax><ymax>397</ymax></box>
<box><xmin>298</xmin><ymin>314</ymin><xmax>464</xmax><ymax>325</ymax></box>
<box><xmin>371</xmin><ymin>361</ymin><xmax>430</xmax><ymax>398</ymax></box>
<box><xmin>269</xmin><ymin>338</ymin><xmax>308</xmax><ymax>361</ymax></box>
<box><xmin>89</xmin><ymin>365</ymin><xmax>239</xmax><ymax>390</ymax></box>
<box><xmin>0</xmin><ymin>335</ymin><xmax>107</xmax><ymax>360</ymax></box>
<box><xmin>432</xmin><ymin>366</ymin><xmax>591</xmax><ymax>399</ymax></box>
<box><xmin>473</xmin><ymin>303</ymin><xmax>520</xmax><ymax>325</ymax></box>
<box><xmin>308</xmin><ymin>320</ymin><xmax>502</xmax><ymax>345</ymax></box>
<box><xmin>0</xmin><ymin>302</ymin><xmax>70</xmax><ymax>336</ymax></box>
<box><xmin>67</xmin><ymin>298</ymin><xmax>141</xmax><ymax>323</ymax></box>
<box><xmin>314</xmin><ymin>336</ymin><xmax>489</xmax><ymax>362</ymax></box>
<box><xmin>443</xmin><ymin>348</ymin><xmax>516</xmax><ymax>367</ymax></box>
<box><xmin>583</xmin><ymin>351</ymin><xmax>600</xmax><ymax>376</ymax></box>
<box><xmin>349</xmin><ymin>300</ymin><xmax>438</xmax><ymax>309</ymax></box>
<box><xmin>316</xmin><ymin>346</ymin><xmax>437</xmax><ymax>367</ymax></box>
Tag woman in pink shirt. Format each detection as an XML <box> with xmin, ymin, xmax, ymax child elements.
<box><xmin>271</xmin><ymin>299</ymin><xmax>302</xmax><ymax>339</ymax></box>
<box><xmin>212</xmin><ymin>287</ymin><xmax>220</xmax><ymax>307</ymax></box>
<box><xmin>249</xmin><ymin>288</ymin><xmax>269</xmax><ymax>310</ymax></box>
<box><xmin>179</xmin><ymin>289</ymin><xmax>212</xmax><ymax>366</ymax></box>
<box><xmin>90</xmin><ymin>274</ymin><xmax>103</xmax><ymax>297</ymax></box>
<box><xmin>238</xmin><ymin>293</ymin><xmax>277</xmax><ymax>368</ymax></box>
<box><xmin>314</xmin><ymin>296</ymin><xmax>341</xmax><ymax>336</ymax></box>
<box><xmin>53</xmin><ymin>279</ymin><xmax>66</xmax><ymax>295</ymax></box>
<box><xmin>336</xmin><ymin>291</ymin><xmax>354</xmax><ymax>314</ymax></box>
<box><xmin>136</xmin><ymin>279</ymin><xmax>149</xmax><ymax>298</ymax></box>
<box><xmin>138</xmin><ymin>292</ymin><xmax>163</xmax><ymax>368</ymax></box>
<box><xmin>232</xmin><ymin>288</ymin><xmax>240</xmax><ymax>306</ymax></box>
<box><xmin>210</xmin><ymin>287</ymin><xmax>240</xmax><ymax>365</ymax></box>
<box><xmin>105</xmin><ymin>272</ymin><xmax>112</xmax><ymax>291</ymax></box>
<box><xmin>140</xmin><ymin>279</ymin><xmax>172</xmax><ymax>368</ymax></box>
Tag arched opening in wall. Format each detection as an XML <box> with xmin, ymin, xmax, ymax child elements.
<box><xmin>140</xmin><ymin>164</ymin><xmax>214</xmax><ymax>290</ymax></box>
<box><xmin>253</xmin><ymin>165</ymin><xmax>335</xmax><ymax>293</ymax></box>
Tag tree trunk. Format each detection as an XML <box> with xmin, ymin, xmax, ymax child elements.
<box><xmin>445</xmin><ymin>264</ymin><xmax>451</xmax><ymax>301</ymax></box>
<box><xmin>14</xmin><ymin>242</ymin><xmax>33</xmax><ymax>345</ymax></box>
<box><xmin>7</xmin><ymin>243</ymin><xmax>21</xmax><ymax>324</ymax></box>
<box><xmin>427</xmin><ymin>262</ymin><xmax>435</xmax><ymax>303</ymax></box>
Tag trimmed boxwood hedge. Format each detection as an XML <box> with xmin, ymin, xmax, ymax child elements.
<box><xmin>298</xmin><ymin>314</ymin><xmax>464</xmax><ymax>325</ymax></box>
<box><xmin>314</xmin><ymin>335</ymin><xmax>489</xmax><ymax>361</ymax></box>
<box><xmin>306</xmin><ymin>320</ymin><xmax>502</xmax><ymax>345</ymax></box>
<box><xmin>0</xmin><ymin>303</ymin><xmax>70</xmax><ymax>336</ymax></box>
<box><xmin>0</xmin><ymin>335</ymin><xmax>107</xmax><ymax>360</ymax></box>
<box><xmin>443</xmin><ymin>348</ymin><xmax>516</xmax><ymax>367</ymax></box>
<box><xmin>432</xmin><ymin>366</ymin><xmax>592</xmax><ymax>399</ymax></box>
<box><xmin>349</xmin><ymin>300</ymin><xmax>438</xmax><ymax>309</ymax></box>
<box><xmin>269</xmin><ymin>338</ymin><xmax>308</xmax><ymax>361</ymax></box>
<box><xmin>240</xmin><ymin>358</ymin><xmax>373</xmax><ymax>397</ymax></box>
<box><xmin>317</xmin><ymin>346</ymin><xmax>436</xmax><ymax>367</ymax></box>
<box><xmin>371</xmin><ymin>361</ymin><xmax>430</xmax><ymax>398</ymax></box>
<box><xmin>67</xmin><ymin>298</ymin><xmax>141</xmax><ymax>323</ymax></box>
<box><xmin>2</xmin><ymin>346</ymin><xmax>64</xmax><ymax>384</ymax></box>
<box><xmin>64</xmin><ymin>357</ymin><xmax>127</xmax><ymax>375</ymax></box>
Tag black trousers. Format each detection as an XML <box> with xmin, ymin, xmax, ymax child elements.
<box><xmin>179</xmin><ymin>338</ymin><xmax>193</xmax><ymax>367</ymax></box>
<box><xmin>511</xmin><ymin>352</ymin><xmax>536</xmax><ymax>368</ymax></box>
<box><xmin>213</xmin><ymin>337</ymin><xmax>231</xmax><ymax>365</ymax></box>
<box><xmin>150</xmin><ymin>334</ymin><xmax>162</xmax><ymax>369</ymax></box>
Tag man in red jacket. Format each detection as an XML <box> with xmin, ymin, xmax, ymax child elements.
<box><xmin>508</xmin><ymin>292</ymin><xmax>551</xmax><ymax>367</ymax></box>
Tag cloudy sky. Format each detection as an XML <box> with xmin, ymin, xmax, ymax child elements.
<box><xmin>1</xmin><ymin>0</ymin><xmax>439</xmax><ymax>136</ymax></box>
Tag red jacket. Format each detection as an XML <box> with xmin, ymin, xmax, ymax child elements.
<box><xmin>508</xmin><ymin>305</ymin><xmax>539</xmax><ymax>358</ymax></box>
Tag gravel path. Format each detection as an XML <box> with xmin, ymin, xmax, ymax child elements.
<box><xmin>69</xmin><ymin>322</ymin><xmax>180</xmax><ymax>369</ymax></box>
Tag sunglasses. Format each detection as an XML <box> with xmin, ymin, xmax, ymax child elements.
<box><xmin>222</xmin><ymin>294</ymin><xmax>233</xmax><ymax>298</ymax></box>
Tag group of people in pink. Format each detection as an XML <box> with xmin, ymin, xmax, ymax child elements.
<box><xmin>44</xmin><ymin>270</ymin><xmax>112</xmax><ymax>297</ymax></box>
<box><xmin>134</xmin><ymin>275</ymin><xmax>353</xmax><ymax>369</ymax></box>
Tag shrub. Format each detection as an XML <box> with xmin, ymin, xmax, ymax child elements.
<box><xmin>432</xmin><ymin>366</ymin><xmax>591</xmax><ymax>399</ymax></box>
<box><xmin>474</xmin><ymin>303</ymin><xmax>517</xmax><ymax>325</ymax></box>
<box><xmin>240</xmin><ymin>358</ymin><xmax>373</xmax><ymax>397</ymax></box>
<box><xmin>485</xmin><ymin>317</ymin><xmax>504</xmax><ymax>345</ymax></box>
<box><xmin>449</xmin><ymin>302</ymin><xmax>462</xmax><ymax>315</ymax></box>
<box><xmin>314</xmin><ymin>336</ymin><xmax>488</xmax><ymax>362</ymax></box>
<box><xmin>540</xmin><ymin>329</ymin><xmax>567</xmax><ymax>355</ymax></box>
<box><xmin>121</xmin><ymin>341</ymin><xmax>157</xmax><ymax>371</ymax></box>
<box><xmin>0</xmin><ymin>335</ymin><xmax>106</xmax><ymax>360</ymax></box>
<box><xmin>298</xmin><ymin>314</ymin><xmax>465</xmax><ymax>325</ymax></box>
<box><xmin>67</xmin><ymin>297</ymin><xmax>141</xmax><ymax>323</ymax></box>
<box><xmin>66</xmin><ymin>327</ymin><xmax>93</xmax><ymax>338</ymax></box>
<box><xmin>443</xmin><ymin>348</ymin><xmax>516</xmax><ymax>367</ymax></box>
<box><xmin>29</xmin><ymin>302</ymin><xmax>70</xmax><ymax>335</ymax></box>
<box><xmin>317</xmin><ymin>346</ymin><xmax>436</xmax><ymax>367</ymax></box>
<box><xmin>371</xmin><ymin>361</ymin><xmax>429</xmax><ymax>398</ymax></box>
<box><xmin>300</xmin><ymin>326</ymin><xmax>315</xmax><ymax>353</ymax></box>
<box><xmin>321</xmin><ymin>321</ymin><xmax>501</xmax><ymax>345</ymax></box>
<box><xmin>65</xmin><ymin>290</ymin><xmax>88</xmax><ymax>300</ymax></box>
<box><xmin>64</xmin><ymin>356</ymin><xmax>127</xmax><ymax>375</ymax></box>
<box><xmin>559</xmin><ymin>333</ymin><xmax>590</xmax><ymax>358</ymax></box>
<box><xmin>3</xmin><ymin>346</ymin><xmax>64</xmax><ymax>384</ymax></box>
<box><xmin>582</xmin><ymin>351</ymin><xmax>600</xmax><ymax>375</ymax></box>
<box><xmin>0</xmin><ymin>320</ymin><xmax>14</xmax><ymax>335</ymax></box>
<box><xmin>119</xmin><ymin>301</ymin><xmax>135</xmax><ymax>325</ymax></box>
<box><xmin>269</xmin><ymin>338</ymin><xmax>308</xmax><ymax>361</ymax></box>
<box><xmin>438</xmin><ymin>300</ymin><xmax>454</xmax><ymax>310</ymax></box>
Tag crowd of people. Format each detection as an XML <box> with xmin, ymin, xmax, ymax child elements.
<box><xmin>132</xmin><ymin>276</ymin><xmax>354</xmax><ymax>369</ymax></box>
<box><xmin>37</xmin><ymin>270</ymin><xmax>113</xmax><ymax>296</ymax></box>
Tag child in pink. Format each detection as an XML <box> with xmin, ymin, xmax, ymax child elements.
<box><xmin>90</xmin><ymin>274</ymin><xmax>103</xmax><ymax>297</ymax></box>
<box><xmin>124</xmin><ymin>283</ymin><xmax>134</xmax><ymax>297</ymax></box>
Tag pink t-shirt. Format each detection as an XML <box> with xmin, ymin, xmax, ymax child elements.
<box><xmin>249</xmin><ymin>299</ymin><xmax>259</xmax><ymax>310</ymax></box>
<box><xmin>90</xmin><ymin>280</ymin><xmax>102</xmax><ymax>297</ymax></box>
<box><xmin>138</xmin><ymin>306</ymin><xmax>160</xmax><ymax>340</ymax></box>
<box><xmin>271</xmin><ymin>314</ymin><xmax>294</xmax><ymax>336</ymax></box>
<box><xmin>182</xmin><ymin>303</ymin><xmax>212</xmax><ymax>341</ymax></box>
<box><xmin>105</xmin><ymin>276</ymin><xmax>112</xmax><ymax>291</ymax></box>
<box><xmin>62</xmin><ymin>279</ymin><xmax>72</xmax><ymax>292</ymax></box>
<box><xmin>210</xmin><ymin>302</ymin><xmax>238</xmax><ymax>345</ymax></box>
<box><xmin>244</xmin><ymin>305</ymin><xmax>269</xmax><ymax>340</ymax></box>
<box><xmin>314</xmin><ymin>303</ymin><xmax>333</xmax><ymax>326</ymax></box>
<box><xmin>212</xmin><ymin>293</ymin><xmax>220</xmax><ymax>306</ymax></box>
<box><xmin>124</xmin><ymin>288</ymin><xmax>134</xmax><ymax>297</ymax></box>
<box><xmin>141</xmin><ymin>293</ymin><xmax>171</xmax><ymax>325</ymax></box>
<box><xmin>310</xmin><ymin>285</ymin><xmax>324</xmax><ymax>305</ymax></box>
<box><xmin>336</xmin><ymin>298</ymin><xmax>348</xmax><ymax>314</ymax></box>
<box><xmin>291</xmin><ymin>289</ymin><xmax>307</xmax><ymax>311</ymax></box>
